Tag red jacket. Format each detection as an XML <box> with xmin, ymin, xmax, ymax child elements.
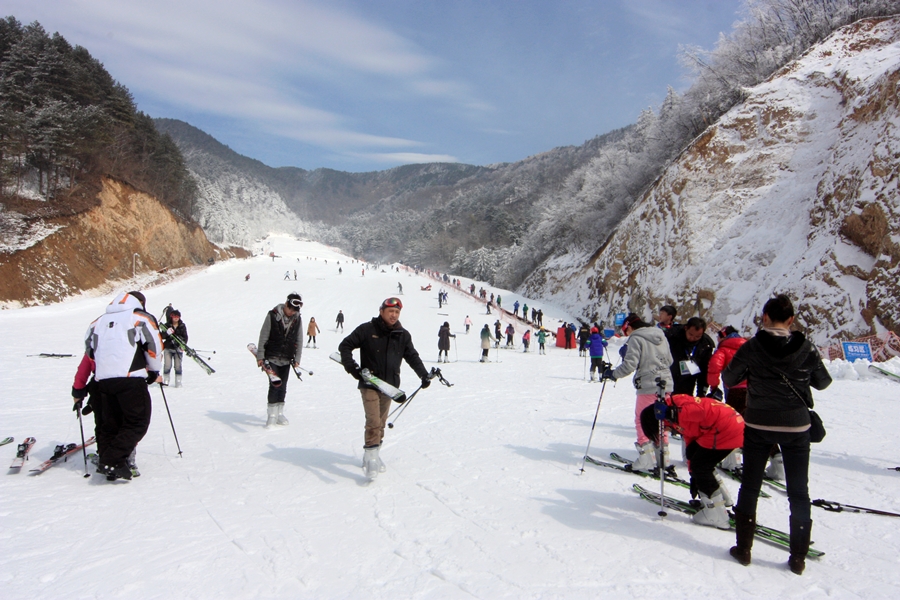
<box><xmin>666</xmin><ymin>394</ymin><xmax>744</xmax><ymax>450</ymax></box>
<box><xmin>707</xmin><ymin>336</ymin><xmax>747</xmax><ymax>389</ymax></box>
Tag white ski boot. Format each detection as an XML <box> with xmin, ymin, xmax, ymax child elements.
<box><xmin>630</xmin><ymin>441</ymin><xmax>658</xmax><ymax>472</ymax></box>
<box><xmin>766</xmin><ymin>452</ymin><xmax>785</xmax><ymax>480</ymax></box>
<box><xmin>720</xmin><ymin>448</ymin><xmax>742</xmax><ymax>471</ymax></box>
<box><xmin>163</xmin><ymin>372</ymin><xmax>170</xmax><ymax>386</ymax></box>
<box><xmin>174</xmin><ymin>374</ymin><xmax>182</xmax><ymax>388</ymax></box>
<box><xmin>692</xmin><ymin>488</ymin><xmax>731</xmax><ymax>530</ymax></box>
<box><xmin>275</xmin><ymin>402</ymin><xmax>289</xmax><ymax>425</ymax></box>
<box><xmin>363</xmin><ymin>446</ymin><xmax>380</xmax><ymax>480</ymax></box>
<box><xmin>265</xmin><ymin>404</ymin><xmax>278</xmax><ymax>428</ymax></box>
<box><xmin>714</xmin><ymin>473</ymin><xmax>734</xmax><ymax>507</ymax></box>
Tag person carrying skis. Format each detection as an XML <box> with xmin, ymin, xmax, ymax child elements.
<box><xmin>640</xmin><ymin>394</ymin><xmax>744</xmax><ymax>529</ymax></box>
<box><xmin>479</xmin><ymin>324</ymin><xmax>495</xmax><ymax>362</ymax></box>
<box><xmin>161</xmin><ymin>309</ymin><xmax>188</xmax><ymax>387</ymax></box>
<box><xmin>601</xmin><ymin>313</ymin><xmax>674</xmax><ymax>472</ymax></box>
<box><xmin>586</xmin><ymin>327</ymin><xmax>608</xmax><ymax>381</ymax></box>
<box><xmin>335</xmin><ymin>310</ymin><xmax>344</xmax><ymax>331</ymax></box>
<box><xmin>255</xmin><ymin>293</ymin><xmax>303</xmax><ymax>428</ymax></box>
<box><xmin>338</xmin><ymin>297</ymin><xmax>430</xmax><ymax>478</ymax></box>
<box><xmin>82</xmin><ymin>291</ymin><xmax>162</xmax><ymax>481</ymax></box>
<box><xmin>722</xmin><ymin>294</ymin><xmax>831</xmax><ymax>575</ymax></box>
<box><xmin>306</xmin><ymin>317</ymin><xmax>320</xmax><ymax>348</ymax></box>
<box><xmin>438</xmin><ymin>321</ymin><xmax>455</xmax><ymax>363</ymax></box>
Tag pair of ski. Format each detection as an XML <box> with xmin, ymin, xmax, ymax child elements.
<box><xmin>585</xmin><ymin>452</ymin><xmax>820</xmax><ymax>556</ymax></box>
<box><xmin>328</xmin><ymin>352</ymin><xmax>407</xmax><ymax>402</ymax></box>
<box><xmin>632</xmin><ymin>484</ymin><xmax>825</xmax><ymax>558</ymax></box>
<box><xmin>168</xmin><ymin>332</ymin><xmax>215</xmax><ymax>374</ymax></box>
<box><xmin>247</xmin><ymin>343</ymin><xmax>306</xmax><ymax>388</ymax></box>
<box><xmin>8</xmin><ymin>437</ymin><xmax>95</xmax><ymax>474</ymax></box>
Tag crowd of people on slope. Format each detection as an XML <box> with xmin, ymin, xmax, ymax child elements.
<box><xmin>66</xmin><ymin>255</ymin><xmax>829</xmax><ymax>577</ymax></box>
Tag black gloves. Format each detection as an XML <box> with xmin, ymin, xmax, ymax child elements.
<box><xmin>421</xmin><ymin>376</ymin><xmax>431</xmax><ymax>389</ymax></box>
<box><xmin>601</xmin><ymin>368</ymin><xmax>616</xmax><ymax>381</ymax></box>
<box><xmin>350</xmin><ymin>366</ymin><xmax>362</xmax><ymax>381</ymax></box>
<box><xmin>72</xmin><ymin>399</ymin><xmax>83</xmax><ymax>412</ymax></box>
<box><xmin>146</xmin><ymin>371</ymin><xmax>160</xmax><ymax>385</ymax></box>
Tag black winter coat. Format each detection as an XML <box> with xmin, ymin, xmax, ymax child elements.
<box><xmin>339</xmin><ymin>317</ymin><xmax>428</xmax><ymax>390</ymax></box>
<box><xmin>666</xmin><ymin>328</ymin><xmax>715</xmax><ymax>396</ymax></box>
<box><xmin>722</xmin><ymin>330</ymin><xmax>831</xmax><ymax>429</ymax></box>
<box><xmin>162</xmin><ymin>320</ymin><xmax>188</xmax><ymax>351</ymax></box>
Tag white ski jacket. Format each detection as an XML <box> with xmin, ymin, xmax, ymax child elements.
<box><xmin>85</xmin><ymin>292</ymin><xmax>163</xmax><ymax>381</ymax></box>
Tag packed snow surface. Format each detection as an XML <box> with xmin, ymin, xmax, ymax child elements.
<box><xmin>2</xmin><ymin>237</ymin><xmax>899</xmax><ymax>599</ymax></box>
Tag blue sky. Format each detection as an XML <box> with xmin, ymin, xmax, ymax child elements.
<box><xmin>6</xmin><ymin>0</ymin><xmax>744</xmax><ymax>172</ymax></box>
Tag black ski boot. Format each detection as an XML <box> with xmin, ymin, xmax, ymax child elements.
<box><xmin>97</xmin><ymin>462</ymin><xmax>133</xmax><ymax>481</ymax></box>
<box><xmin>788</xmin><ymin>517</ymin><xmax>812</xmax><ymax>575</ymax></box>
<box><xmin>729</xmin><ymin>510</ymin><xmax>755</xmax><ymax>566</ymax></box>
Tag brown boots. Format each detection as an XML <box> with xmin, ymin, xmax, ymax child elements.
<box><xmin>788</xmin><ymin>518</ymin><xmax>813</xmax><ymax>575</ymax></box>
<box><xmin>730</xmin><ymin>510</ymin><xmax>812</xmax><ymax>575</ymax></box>
<box><xmin>729</xmin><ymin>510</ymin><xmax>755</xmax><ymax>566</ymax></box>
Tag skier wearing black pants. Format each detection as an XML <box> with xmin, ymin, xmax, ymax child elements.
<box><xmin>723</xmin><ymin>294</ymin><xmax>831</xmax><ymax>575</ymax></box>
<box><xmin>83</xmin><ymin>291</ymin><xmax>162</xmax><ymax>481</ymax></box>
<box><xmin>256</xmin><ymin>293</ymin><xmax>303</xmax><ymax>428</ymax></box>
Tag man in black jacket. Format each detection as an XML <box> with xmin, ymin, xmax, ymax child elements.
<box><xmin>722</xmin><ymin>294</ymin><xmax>831</xmax><ymax>575</ymax></box>
<box><xmin>666</xmin><ymin>317</ymin><xmax>715</xmax><ymax>396</ymax></box>
<box><xmin>339</xmin><ymin>297</ymin><xmax>429</xmax><ymax>479</ymax></box>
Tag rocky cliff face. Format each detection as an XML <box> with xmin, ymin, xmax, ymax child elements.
<box><xmin>0</xmin><ymin>178</ymin><xmax>230</xmax><ymax>306</ymax></box>
<box><xmin>524</xmin><ymin>17</ymin><xmax>900</xmax><ymax>345</ymax></box>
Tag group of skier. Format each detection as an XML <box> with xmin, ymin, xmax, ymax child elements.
<box><xmin>596</xmin><ymin>295</ymin><xmax>831</xmax><ymax>574</ymax></box>
<box><xmin>66</xmin><ymin>274</ymin><xmax>830</xmax><ymax>576</ymax></box>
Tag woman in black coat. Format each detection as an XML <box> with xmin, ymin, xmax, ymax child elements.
<box><xmin>723</xmin><ymin>294</ymin><xmax>831</xmax><ymax>575</ymax></box>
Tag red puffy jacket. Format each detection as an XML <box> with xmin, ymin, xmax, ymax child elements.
<box><xmin>666</xmin><ymin>394</ymin><xmax>744</xmax><ymax>450</ymax></box>
<box><xmin>707</xmin><ymin>335</ymin><xmax>747</xmax><ymax>389</ymax></box>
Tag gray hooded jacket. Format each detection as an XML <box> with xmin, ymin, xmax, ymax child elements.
<box><xmin>611</xmin><ymin>326</ymin><xmax>674</xmax><ymax>394</ymax></box>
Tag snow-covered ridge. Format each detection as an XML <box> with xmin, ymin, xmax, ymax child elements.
<box><xmin>526</xmin><ymin>17</ymin><xmax>900</xmax><ymax>345</ymax></box>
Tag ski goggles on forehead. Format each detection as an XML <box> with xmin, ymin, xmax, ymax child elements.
<box><xmin>287</xmin><ymin>298</ymin><xmax>303</xmax><ymax>309</ymax></box>
<box><xmin>381</xmin><ymin>297</ymin><xmax>403</xmax><ymax>310</ymax></box>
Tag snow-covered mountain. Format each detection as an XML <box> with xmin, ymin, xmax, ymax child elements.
<box><xmin>524</xmin><ymin>17</ymin><xmax>900</xmax><ymax>345</ymax></box>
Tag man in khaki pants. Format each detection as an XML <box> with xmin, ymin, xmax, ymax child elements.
<box><xmin>338</xmin><ymin>297</ymin><xmax>430</xmax><ymax>480</ymax></box>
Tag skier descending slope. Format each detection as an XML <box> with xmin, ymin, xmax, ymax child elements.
<box><xmin>338</xmin><ymin>297</ymin><xmax>430</xmax><ymax>480</ymax></box>
<box><xmin>255</xmin><ymin>293</ymin><xmax>303</xmax><ymax>428</ymax></box>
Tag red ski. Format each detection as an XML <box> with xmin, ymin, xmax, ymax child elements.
<box><xmin>10</xmin><ymin>437</ymin><xmax>36</xmax><ymax>470</ymax></box>
<box><xmin>29</xmin><ymin>437</ymin><xmax>95</xmax><ymax>474</ymax></box>
<box><xmin>248</xmin><ymin>343</ymin><xmax>281</xmax><ymax>387</ymax></box>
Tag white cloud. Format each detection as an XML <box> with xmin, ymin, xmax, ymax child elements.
<box><xmin>354</xmin><ymin>152</ymin><xmax>459</xmax><ymax>165</ymax></box>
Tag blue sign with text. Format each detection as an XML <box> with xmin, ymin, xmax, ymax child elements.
<box><xmin>841</xmin><ymin>342</ymin><xmax>872</xmax><ymax>363</ymax></box>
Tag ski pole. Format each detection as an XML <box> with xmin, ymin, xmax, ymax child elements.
<box><xmin>387</xmin><ymin>385</ymin><xmax>423</xmax><ymax>429</ymax></box>
<box><xmin>654</xmin><ymin>377</ymin><xmax>668</xmax><ymax>517</ymax></box>
<box><xmin>579</xmin><ymin>378</ymin><xmax>608</xmax><ymax>473</ymax></box>
<box><xmin>75</xmin><ymin>403</ymin><xmax>91</xmax><ymax>478</ymax></box>
<box><xmin>291</xmin><ymin>364</ymin><xmax>303</xmax><ymax>380</ymax></box>
<box><xmin>158</xmin><ymin>382</ymin><xmax>183</xmax><ymax>457</ymax></box>
<box><xmin>812</xmin><ymin>499</ymin><xmax>900</xmax><ymax>517</ymax></box>
<box><xmin>296</xmin><ymin>365</ymin><xmax>314</xmax><ymax>375</ymax></box>
<box><xmin>453</xmin><ymin>337</ymin><xmax>458</xmax><ymax>363</ymax></box>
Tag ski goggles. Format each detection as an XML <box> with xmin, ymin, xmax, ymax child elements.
<box><xmin>381</xmin><ymin>297</ymin><xmax>403</xmax><ymax>310</ymax></box>
<box><xmin>287</xmin><ymin>296</ymin><xmax>303</xmax><ymax>310</ymax></box>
